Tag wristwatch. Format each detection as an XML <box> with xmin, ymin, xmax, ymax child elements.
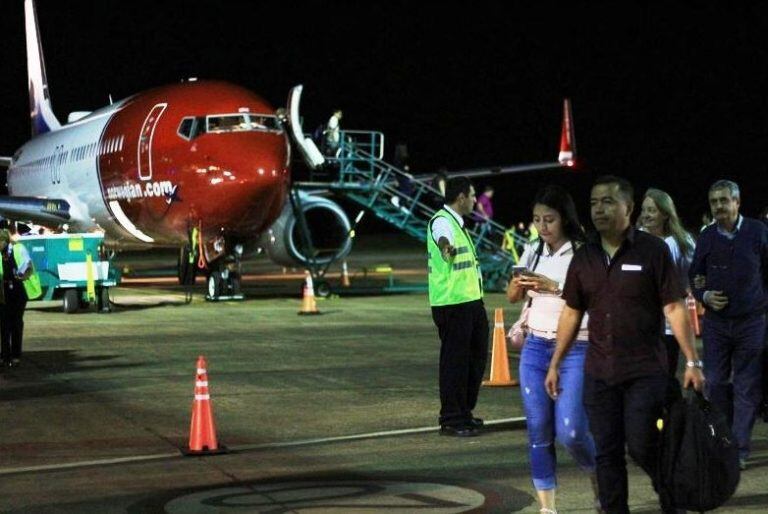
<box><xmin>685</xmin><ymin>360</ymin><xmax>704</xmax><ymax>369</ymax></box>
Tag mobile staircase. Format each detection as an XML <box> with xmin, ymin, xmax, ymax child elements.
<box><xmin>298</xmin><ymin>130</ymin><xmax>537</xmax><ymax>291</ymax></box>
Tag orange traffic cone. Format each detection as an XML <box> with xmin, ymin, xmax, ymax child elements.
<box><xmin>341</xmin><ymin>260</ymin><xmax>351</xmax><ymax>287</ymax></box>
<box><xmin>686</xmin><ymin>293</ymin><xmax>701</xmax><ymax>337</ymax></box>
<box><xmin>298</xmin><ymin>272</ymin><xmax>321</xmax><ymax>315</ymax></box>
<box><xmin>183</xmin><ymin>356</ymin><xmax>227</xmax><ymax>455</ymax></box>
<box><xmin>483</xmin><ymin>308</ymin><xmax>519</xmax><ymax>387</ymax></box>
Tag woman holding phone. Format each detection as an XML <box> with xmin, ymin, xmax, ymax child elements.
<box><xmin>506</xmin><ymin>185</ymin><xmax>599</xmax><ymax>514</ymax></box>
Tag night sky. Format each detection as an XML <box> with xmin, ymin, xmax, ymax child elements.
<box><xmin>2</xmin><ymin>1</ymin><xmax>768</xmax><ymax>231</ymax></box>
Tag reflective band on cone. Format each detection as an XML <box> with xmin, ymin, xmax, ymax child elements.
<box><xmin>298</xmin><ymin>272</ymin><xmax>321</xmax><ymax>315</ymax></box>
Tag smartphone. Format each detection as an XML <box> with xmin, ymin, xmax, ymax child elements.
<box><xmin>512</xmin><ymin>265</ymin><xmax>528</xmax><ymax>276</ymax></box>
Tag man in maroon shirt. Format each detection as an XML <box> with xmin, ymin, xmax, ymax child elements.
<box><xmin>545</xmin><ymin>175</ymin><xmax>704</xmax><ymax>514</ymax></box>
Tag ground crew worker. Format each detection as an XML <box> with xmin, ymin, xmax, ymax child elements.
<box><xmin>0</xmin><ymin>229</ymin><xmax>42</xmax><ymax>367</ymax></box>
<box><xmin>503</xmin><ymin>227</ymin><xmax>521</xmax><ymax>263</ymax></box>
<box><xmin>428</xmin><ymin>176</ymin><xmax>488</xmax><ymax>437</ymax></box>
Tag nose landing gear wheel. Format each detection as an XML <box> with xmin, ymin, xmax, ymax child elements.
<box><xmin>315</xmin><ymin>280</ymin><xmax>331</xmax><ymax>298</ymax></box>
<box><xmin>207</xmin><ymin>272</ymin><xmax>222</xmax><ymax>300</ymax></box>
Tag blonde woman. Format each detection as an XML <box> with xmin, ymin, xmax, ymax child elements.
<box><xmin>639</xmin><ymin>188</ymin><xmax>696</xmax><ymax>375</ymax></box>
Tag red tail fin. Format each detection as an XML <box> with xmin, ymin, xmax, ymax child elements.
<box><xmin>558</xmin><ymin>98</ymin><xmax>576</xmax><ymax>167</ymax></box>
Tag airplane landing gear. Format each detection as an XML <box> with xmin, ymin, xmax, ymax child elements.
<box><xmin>205</xmin><ymin>256</ymin><xmax>244</xmax><ymax>302</ymax></box>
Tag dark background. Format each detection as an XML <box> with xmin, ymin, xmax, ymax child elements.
<box><xmin>2</xmin><ymin>0</ymin><xmax>768</xmax><ymax>232</ymax></box>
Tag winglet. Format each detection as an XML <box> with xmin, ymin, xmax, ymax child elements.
<box><xmin>24</xmin><ymin>0</ymin><xmax>61</xmax><ymax>136</ymax></box>
<box><xmin>557</xmin><ymin>98</ymin><xmax>576</xmax><ymax>167</ymax></box>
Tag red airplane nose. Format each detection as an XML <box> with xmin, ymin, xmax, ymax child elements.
<box><xmin>190</xmin><ymin>133</ymin><xmax>290</xmax><ymax>234</ymax></box>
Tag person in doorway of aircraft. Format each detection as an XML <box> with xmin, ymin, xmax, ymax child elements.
<box><xmin>323</xmin><ymin>109</ymin><xmax>343</xmax><ymax>157</ymax></box>
<box><xmin>0</xmin><ymin>229</ymin><xmax>42</xmax><ymax>368</ymax></box>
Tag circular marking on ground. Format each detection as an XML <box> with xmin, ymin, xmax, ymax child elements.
<box><xmin>164</xmin><ymin>480</ymin><xmax>487</xmax><ymax>513</ymax></box>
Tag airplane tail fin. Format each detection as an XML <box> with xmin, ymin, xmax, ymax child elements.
<box><xmin>24</xmin><ymin>0</ymin><xmax>61</xmax><ymax>136</ymax></box>
<box><xmin>557</xmin><ymin>98</ymin><xmax>576</xmax><ymax>167</ymax></box>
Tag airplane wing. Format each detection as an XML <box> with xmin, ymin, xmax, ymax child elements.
<box><xmin>0</xmin><ymin>196</ymin><xmax>71</xmax><ymax>224</ymax></box>
<box><xmin>0</xmin><ymin>157</ymin><xmax>12</xmax><ymax>168</ymax></box>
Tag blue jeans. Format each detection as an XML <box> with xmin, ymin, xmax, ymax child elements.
<box><xmin>702</xmin><ymin>313</ymin><xmax>765</xmax><ymax>459</ymax></box>
<box><xmin>519</xmin><ymin>334</ymin><xmax>596</xmax><ymax>490</ymax></box>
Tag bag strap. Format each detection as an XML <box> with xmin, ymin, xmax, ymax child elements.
<box><xmin>524</xmin><ymin>239</ymin><xmax>545</xmax><ymax>309</ymax></box>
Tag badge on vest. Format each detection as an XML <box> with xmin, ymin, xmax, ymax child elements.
<box><xmin>621</xmin><ymin>264</ymin><xmax>643</xmax><ymax>271</ymax></box>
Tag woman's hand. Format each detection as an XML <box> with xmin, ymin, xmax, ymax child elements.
<box><xmin>517</xmin><ymin>272</ymin><xmax>559</xmax><ymax>294</ymax></box>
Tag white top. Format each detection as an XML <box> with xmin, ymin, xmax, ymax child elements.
<box><xmin>326</xmin><ymin>114</ymin><xmax>341</xmax><ymax>144</ymax></box>
<box><xmin>520</xmin><ymin>241</ymin><xmax>589</xmax><ymax>339</ymax></box>
<box><xmin>430</xmin><ymin>205</ymin><xmax>464</xmax><ymax>246</ymax></box>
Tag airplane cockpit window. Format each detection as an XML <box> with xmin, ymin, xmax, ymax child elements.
<box><xmin>205</xmin><ymin>113</ymin><xmax>282</xmax><ymax>134</ymax></box>
<box><xmin>179</xmin><ymin>118</ymin><xmax>197</xmax><ymax>139</ymax></box>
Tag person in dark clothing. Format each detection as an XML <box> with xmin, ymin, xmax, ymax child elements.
<box><xmin>545</xmin><ymin>175</ymin><xmax>704</xmax><ymax>514</ymax></box>
<box><xmin>0</xmin><ymin>229</ymin><xmax>42</xmax><ymax>368</ymax></box>
<box><xmin>689</xmin><ymin>179</ymin><xmax>768</xmax><ymax>469</ymax></box>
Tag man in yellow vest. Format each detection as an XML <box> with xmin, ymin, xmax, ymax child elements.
<box><xmin>428</xmin><ymin>176</ymin><xmax>488</xmax><ymax>437</ymax></box>
<box><xmin>0</xmin><ymin>229</ymin><xmax>42</xmax><ymax>368</ymax></box>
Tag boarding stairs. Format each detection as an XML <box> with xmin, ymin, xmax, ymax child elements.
<box><xmin>299</xmin><ymin>130</ymin><xmax>531</xmax><ymax>291</ymax></box>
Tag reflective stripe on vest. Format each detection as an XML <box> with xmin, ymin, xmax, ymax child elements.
<box><xmin>427</xmin><ymin>210</ymin><xmax>482</xmax><ymax>306</ymax></box>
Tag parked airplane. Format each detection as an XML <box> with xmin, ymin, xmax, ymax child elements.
<box><xmin>0</xmin><ymin>0</ymin><xmax>351</xmax><ymax>299</ymax></box>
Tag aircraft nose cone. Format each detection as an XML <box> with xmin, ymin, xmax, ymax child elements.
<box><xmin>207</xmin><ymin>141</ymin><xmax>290</xmax><ymax>233</ymax></box>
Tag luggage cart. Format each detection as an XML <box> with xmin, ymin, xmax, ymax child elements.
<box><xmin>22</xmin><ymin>233</ymin><xmax>120</xmax><ymax>313</ymax></box>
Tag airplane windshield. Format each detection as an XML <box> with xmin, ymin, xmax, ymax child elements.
<box><xmin>206</xmin><ymin>114</ymin><xmax>282</xmax><ymax>133</ymax></box>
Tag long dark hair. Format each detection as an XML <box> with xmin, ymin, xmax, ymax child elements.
<box><xmin>532</xmin><ymin>185</ymin><xmax>585</xmax><ymax>248</ymax></box>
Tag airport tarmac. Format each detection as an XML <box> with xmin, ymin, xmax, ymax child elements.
<box><xmin>1</xmin><ymin>237</ymin><xmax>767</xmax><ymax>513</ymax></box>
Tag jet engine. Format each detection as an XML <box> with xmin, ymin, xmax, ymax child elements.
<box><xmin>259</xmin><ymin>193</ymin><xmax>352</xmax><ymax>267</ymax></box>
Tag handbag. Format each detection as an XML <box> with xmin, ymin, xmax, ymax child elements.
<box><xmin>508</xmin><ymin>301</ymin><xmax>531</xmax><ymax>350</ymax></box>
<box><xmin>507</xmin><ymin>240</ymin><xmax>543</xmax><ymax>350</ymax></box>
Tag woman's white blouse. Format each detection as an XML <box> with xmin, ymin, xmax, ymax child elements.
<box><xmin>519</xmin><ymin>241</ymin><xmax>589</xmax><ymax>339</ymax></box>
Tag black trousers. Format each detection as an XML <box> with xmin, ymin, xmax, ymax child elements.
<box><xmin>583</xmin><ymin>373</ymin><xmax>672</xmax><ymax>514</ymax></box>
<box><xmin>431</xmin><ymin>299</ymin><xmax>489</xmax><ymax>426</ymax></box>
<box><xmin>0</xmin><ymin>283</ymin><xmax>28</xmax><ymax>361</ymax></box>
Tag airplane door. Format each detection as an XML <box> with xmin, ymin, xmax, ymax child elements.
<box><xmin>137</xmin><ymin>103</ymin><xmax>167</xmax><ymax>181</ymax></box>
<box><xmin>286</xmin><ymin>86</ymin><xmax>325</xmax><ymax>169</ymax></box>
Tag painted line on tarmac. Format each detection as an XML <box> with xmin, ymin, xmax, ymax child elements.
<box><xmin>0</xmin><ymin>417</ymin><xmax>525</xmax><ymax>476</ymax></box>
<box><xmin>230</xmin><ymin>416</ymin><xmax>527</xmax><ymax>452</ymax></box>
<box><xmin>0</xmin><ymin>452</ymin><xmax>180</xmax><ymax>476</ymax></box>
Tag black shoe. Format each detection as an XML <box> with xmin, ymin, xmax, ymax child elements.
<box><xmin>439</xmin><ymin>424</ymin><xmax>478</xmax><ymax>437</ymax></box>
<box><xmin>8</xmin><ymin>359</ymin><xmax>19</xmax><ymax>368</ymax></box>
<box><xmin>468</xmin><ymin>417</ymin><xmax>484</xmax><ymax>428</ymax></box>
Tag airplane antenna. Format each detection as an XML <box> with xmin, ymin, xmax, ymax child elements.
<box><xmin>109</xmin><ymin>94</ymin><xmax>114</xmax><ymax>105</ymax></box>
